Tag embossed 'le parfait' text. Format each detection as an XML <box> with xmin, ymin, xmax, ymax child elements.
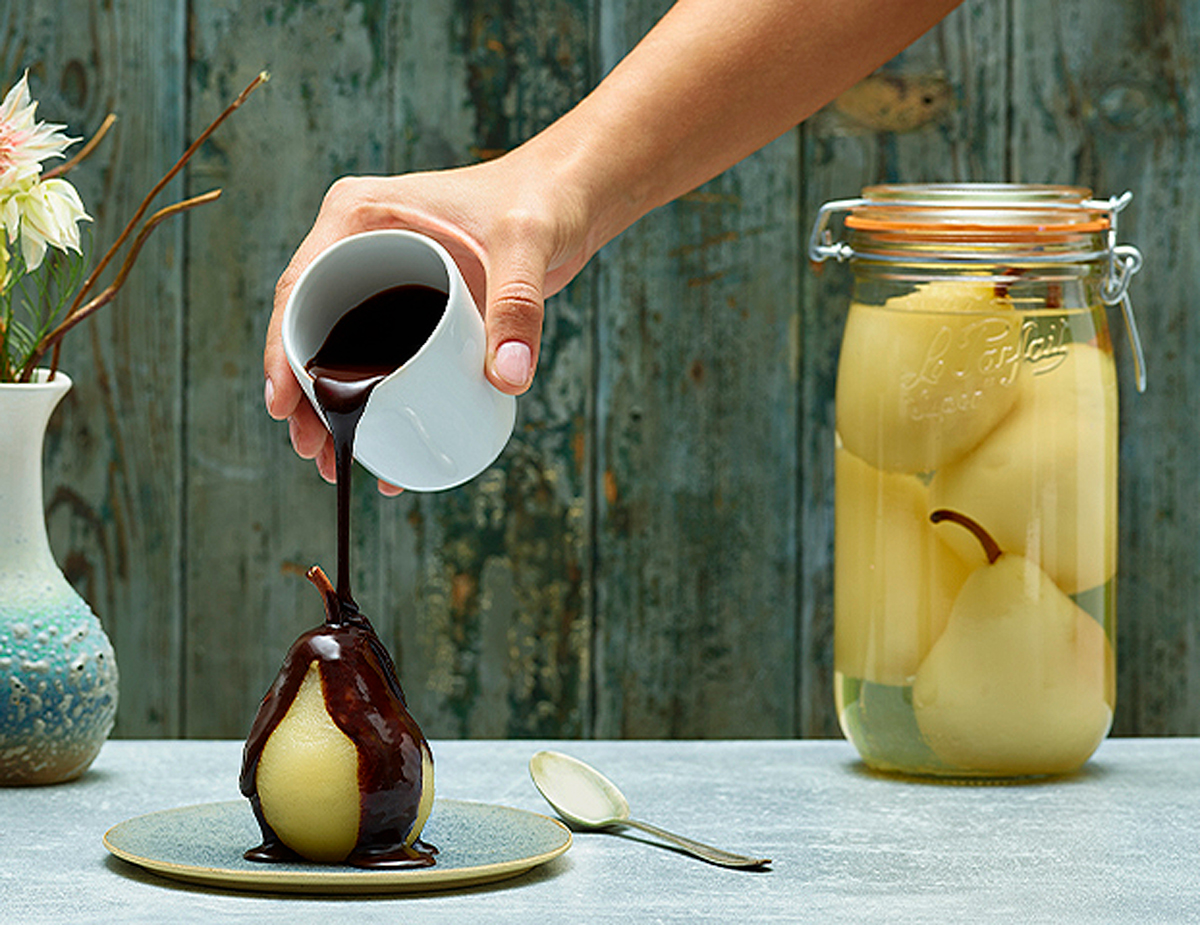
<box><xmin>899</xmin><ymin>316</ymin><xmax>1069</xmax><ymax>423</ymax></box>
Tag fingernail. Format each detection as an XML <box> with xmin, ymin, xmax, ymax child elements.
<box><xmin>264</xmin><ymin>376</ymin><xmax>275</xmax><ymax>413</ymax></box>
<box><xmin>494</xmin><ymin>341</ymin><xmax>532</xmax><ymax>388</ymax></box>
<box><xmin>288</xmin><ymin>416</ymin><xmax>302</xmax><ymax>452</ymax></box>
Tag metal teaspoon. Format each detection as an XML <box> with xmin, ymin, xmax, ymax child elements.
<box><xmin>529</xmin><ymin>750</ymin><xmax>771</xmax><ymax>869</ymax></box>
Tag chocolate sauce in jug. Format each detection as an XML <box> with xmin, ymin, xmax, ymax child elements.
<box><xmin>240</xmin><ymin>284</ymin><xmax>446</xmax><ymax>868</ymax></box>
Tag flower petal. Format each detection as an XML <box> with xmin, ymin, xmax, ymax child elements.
<box><xmin>0</xmin><ymin>70</ymin><xmax>79</xmax><ymax>187</ymax></box>
<box><xmin>1</xmin><ymin>176</ymin><xmax>89</xmax><ymax>268</ymax></box>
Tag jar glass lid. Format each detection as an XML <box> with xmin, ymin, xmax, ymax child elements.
<box><xmin>809</xmin><ymin>183</ymin><xmax>1147</xmax><ymax>391</ymax></box>
<box><xmin>844</xmin><ymin>183</ymin><xmax>1110</xmax><ymax>237</ymax></box>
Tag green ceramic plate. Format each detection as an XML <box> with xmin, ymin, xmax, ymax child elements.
<box><xmin>104</xmin><ymin>799</ymin><xmax>571</xmax><ymax>894</ymax></box>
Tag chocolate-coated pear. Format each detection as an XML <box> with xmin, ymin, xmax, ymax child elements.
<box><xmin>241</xmin><ymin>566</ymin><xmax>435</xmax><ymax>868</ymax></box>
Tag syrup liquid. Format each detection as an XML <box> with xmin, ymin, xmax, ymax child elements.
<box><xmin>834</xmin><ymin>297</ymin><xmax>1117</xmax><ymax>778</ymax></box>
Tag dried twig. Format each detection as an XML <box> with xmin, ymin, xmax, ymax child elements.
<box><xmin>14</xmin><ymin>71</ymin><xmax>269</xmax><ymax>381</ymax></box>
<box><xmin>67</xmin><ymin>72</ymin><xmax>269</xmax><ymax>327</ymax></box>
<box><xmin>29</xmin><ymin>191</ymin><xmax>223</xmax><ymax>377</ymax></box>
<box><xmin>42</xmin><ymin>113</ymin><xmax>117</xmax><ymax>180</ymax></box>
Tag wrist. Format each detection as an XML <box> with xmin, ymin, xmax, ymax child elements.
<box><xmin>507</xmin><ymin>108</ymin><xmax>653</xmax><ymax>266</ymax></box>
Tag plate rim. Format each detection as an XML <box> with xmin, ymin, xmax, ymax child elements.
<box><xmin>103</xmin><ymin>797</ymin><xmax>572</xmax><ymax>894</ymax></box>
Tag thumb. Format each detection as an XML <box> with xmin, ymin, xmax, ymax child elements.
<box><xmin>483</xmin><ymin>245</ymin><xmax>547</xmax><ymax>395</ymax></box>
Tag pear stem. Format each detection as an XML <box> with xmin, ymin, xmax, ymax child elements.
<box><xmin>305</xmin><ymin>565</ymin><xmax>341</xmax><ymax>625</ymax></box>
<box><xmin>930</xmin><ymin>509</ymin><xmax>1003</xmax><ymax>564</ymax></box>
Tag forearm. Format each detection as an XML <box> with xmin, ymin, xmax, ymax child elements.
<box><xmin>267</xmin><ymin>0</ymin><xmax>965</xmax><ymax>442</ymax></box>
<box><xmin>526</xmin><ymin>0</ymin><xmax>963</xmax><ymax>255</ymax></box>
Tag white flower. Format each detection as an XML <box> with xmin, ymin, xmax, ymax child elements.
<box><xmin>0</xmin><ymin>73</ymin><xmax>91</xmax><ymax>272</ymax></box>
<box><xmin>0</xmin><ymin>175</ymin><xmax>91</xmax><ymax>271</ymax></box>
<box><xmin>0</xmin><ymin>71</ymin><xmax>77</xmax><ymax>187</ymax></box>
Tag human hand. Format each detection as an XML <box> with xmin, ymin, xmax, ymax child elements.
<box><xmin>265</xmin><ymin>0</ymin><xmax>965</xmax><ymax>493</ymax></box>
<box><xmin>263</xmin><ymin>149</ymin><xmax>593</xmax><ymax>492</ymax></box>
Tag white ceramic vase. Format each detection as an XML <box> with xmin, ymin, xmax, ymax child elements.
<box><xmin>0</xmin><ymin>369</ymin><xmax>118</xmax><ymax>785</ymax></box>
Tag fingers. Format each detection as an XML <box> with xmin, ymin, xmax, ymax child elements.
<box><xmin>493</xmin><ymin>340</ymin><xmax>534</xmax><ymax>391</ymax></box>
<box><xmin>264</xmin><ymin>338</ymin><xmax>303</xmax><ymax>424</ymax></box>
<box><xmin>289</xmin><ymin>405</ymin><xmax>401</xmax><ymax>494</ymax></box>
<box><xmin>484</xmin><ymin>239</ymin><xmax>547</xmax><ymax>395</ymax></box>
<box><xmin>315</xmin><ymin>440</ymin><xmax>336</xmax><ymax>484</ymax></box>
<box><xmin>265</xmin><ymin>166</ymin><xmax>559</xmax><ymax>505</ymax></box>
<box><xmin>265</xmin><ymin>178</ymin><xmax>378</xmax><ymax>420</ymax></box>
<box><xmin>288</xmin><ymin>400</ymin><xmax>327</xmax><ymax>459</ymax></box>
<box><xmin>265</xmin><ymin>259</ymin><xmax>322</xmax><ymax>423</ymax></box>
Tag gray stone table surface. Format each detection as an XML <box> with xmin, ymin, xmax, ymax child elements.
<box><xmin>2</xmin><ymin>737</ymin><xmax>1198</xmax><ymax>923</ymax></box>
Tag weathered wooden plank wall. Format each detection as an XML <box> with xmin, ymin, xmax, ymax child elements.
<box><xmin>3</xmin><ymin>0</ymin><xmax>188</xmax><ymax>738</ymax></box>
<box><xmin>594</xmin><ymin>0</ymin><xmax>801</xmax><ymax>738</ymax></box>
<box><xmin>4</xmin><ymin>0</ymin><xmax>1197</xmax><ymax>741</ymax></box>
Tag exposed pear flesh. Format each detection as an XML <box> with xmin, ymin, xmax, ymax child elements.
<box><xmin>836</xmin><ymin>280</ymin><xmax>1021</xmax><ymax>473</ymax></box>
<box><xmin>257</xmin><ymin>663</ymin><xmax>361</xmax><ymax>862</ymax></box>
<box><xmin>835</xmin><ymin>448</ymin><xmax>969</xmax><ymax>685</ymax></box>
<box><xmin>411</xmin><ymin>746</ymin><xmax>435</xmax><ymax>848</ymax></box>
<box><xmin>929</xmin><ymin>342</ymin><xmax>1117</xmax><ymax>594</ymax></box>
<box><xmin>913</xmin><ymin>551</ymin><xmax>1114</xmax><ymax>775</ymax></box>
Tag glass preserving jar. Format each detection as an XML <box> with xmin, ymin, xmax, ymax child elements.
<box><xmin>809</xmin><ymin>184</ymin><xmax>1144</xmax><ymax>778</ymax></box>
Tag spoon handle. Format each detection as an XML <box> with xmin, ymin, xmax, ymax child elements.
<box><xmin>622</xmin><ymin>818</ymin><xmax>770</xmax><ymax>869</ymax></box>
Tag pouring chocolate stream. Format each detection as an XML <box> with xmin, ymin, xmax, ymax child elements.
<box><xmin>240</xmin><ymin>284</ymin><xmax>445</xmax><ymax>868</ymax></box>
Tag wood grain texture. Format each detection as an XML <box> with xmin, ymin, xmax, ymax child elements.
<box><xmin>182</xmin><ymin>0</ymin><xmax>595</xmax><ymax>739</ymax></box>
<box><xmin>3</xmin><ymin>1</ymin><xmax>187</xmax><ymax>738</ymax></box>
<box><xmin>3</xmin><ymin>0</ymin><xmax>1197</xmax><ymax>741</ymax></box>
<box><xmin>593</xmin><ymin>0</ymin><xmax>800</xmax><ymax>737</ymax></box>
<box><xmin>182</xmin><ymin>0</ymin><xmax>394</xmax><ymax>738</ymax></box>
<box><xmin>383</xmin><ymin>0</ymin><xmax>594</xmax><ymax>738</ymax></box>
<box><xmin>1006</xmin><ymin>0</ymin><xmax>1200</xmax><ymax>735</ymax></box>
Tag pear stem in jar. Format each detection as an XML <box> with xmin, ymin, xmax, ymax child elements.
<box><xmin>930</xmin><ymin>509</ymin><xmax>1003</xmax><ymax>565</ymax></box>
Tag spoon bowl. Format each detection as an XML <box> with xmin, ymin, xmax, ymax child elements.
<box><xmin>529</xmin><ymin>750</ymin><xmax>632</xmax><ymax>828</ymax></box>
<box><xmin>528</xmin><ymin>750</ymin><xmax>770</xmax><ymax>869</ymax></box>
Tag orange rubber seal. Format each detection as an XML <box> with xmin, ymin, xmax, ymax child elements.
<box><xmin>844</xmin><ymin>215</ymin><xmax>1110</xmax><ymax>235</ymax></box>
